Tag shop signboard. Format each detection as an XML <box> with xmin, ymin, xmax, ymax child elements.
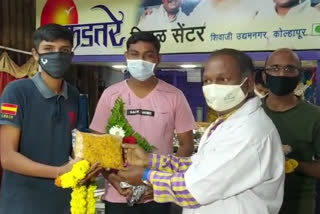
<box><xmin>36</xmin><ymin>0</ymin><xmax>320</xmax><ymax>55</ymax></box>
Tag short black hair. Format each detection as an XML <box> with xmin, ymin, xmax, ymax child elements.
<box><xmin>209</xmin><ymin>48</ymin><xmax>254</xmax><ymax>76</ymax></box>
<box><xmin>32</xmin><ymin>24</ymin><xmax>74</xmax><ymax>50</ymax></box>
<box><xmin>127</xmin><ymin>32</ymin><xmax>161</xmax><ymax>53</ymax></box>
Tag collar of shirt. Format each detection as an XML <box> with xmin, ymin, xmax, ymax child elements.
<box><xmin>209</xmin><ymin>97</ymin><xmax>262</xmax><ymax>136</ymax></box>
<box><xmin>201</xmin><ymin>97</ymin><xmax>261</xmax><ymax>145</ymax></box>
<box><xmin>224</xmin><ymin>97</ymin><xmax>262</xmax><ymax>124</ymax></box>
<box><xmin>159</xmin><ymin>4</ymin><xmax>183</xmax><ymax>23</ymax></box>
<box><xmin>31</xmin><ymin>72</ymin><xmax>68</xmax><ymax>99</ymax></box>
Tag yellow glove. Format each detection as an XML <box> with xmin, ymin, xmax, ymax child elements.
<box><xmin>285</xmin><ymin>159</ymin><xmax>298</xmax><ymax>174</ymax></box>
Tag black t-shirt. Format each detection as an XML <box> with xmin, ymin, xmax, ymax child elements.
<box><xmin>0</xmin><ymin>73</ymin><xmax>79</xmax><ymax>214</ymax></box>
<box><xmin>263</xmin><ymin>100</ymin><xmax>320</xmax><ymax>214</ymax></box>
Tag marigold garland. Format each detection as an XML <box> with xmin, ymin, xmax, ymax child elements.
<box><xmin>285</xmin><ymin>159</ymin><xmax>298</xmax><ymax>174</ymax></box>
<box><xmin>55</xmin><ymin>160</ymin><xmax>97</xmax><ymax>214</ymax></box>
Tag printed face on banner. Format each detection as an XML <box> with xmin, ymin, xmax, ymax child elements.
<box><xmin>162</xmin><ymin>0</ymin><xmax>183</xmax><ymax>13</ymax></box>
<box><xmin>273</xmin><ymin>0</ymin><xmax>299</xmax><ymax>7</ymax></box>
<box><xmin>36</xmin><ymin>0</ymin><xmax>320</xmax><ymax>55</ymax></box>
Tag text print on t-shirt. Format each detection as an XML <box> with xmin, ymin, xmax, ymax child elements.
<box><xmin>127</xmin><ymin>109</ymin><xmax>155</xmax><ymax>117</ymax></box>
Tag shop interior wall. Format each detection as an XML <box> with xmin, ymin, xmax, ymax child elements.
<box><xmin>0</xmin><ymin>0</ymin><xmax>35</xmax><ymax>65</ymax></box>
<box><xmin>65</xmin><ymin>66</ymin><xmax>124</xmax><ymax>122</ymax></box>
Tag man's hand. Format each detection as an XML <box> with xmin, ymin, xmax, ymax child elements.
<box><xmin>57</xmin><ymin>157</ymin><xmax>81</xmax><ymax>176</ymax></box>
<box><xmin>103</xmin><ymin>172</ymin><xmax>131</xmax><ymax>197</ymax></box>
<box><xmin>79</xmin><ymin>162</ymin><xmax>103</xmax><ymax>185</ymax></box>
<box><xmin>122</xmin><ymin>144</ymin><xmax>149</xmax><ymax>167</ymax></box>
<box><xmin>176</xmin><ymin>130</ymin><xmax>194</xmax><ymax>157</ymax></box>
<box><xmin>140</xmin><ymin>187</ymin><xmax>154</xmax><ymax>202</ymax></box>
<box><xmin>118</xmin><ymin>166</ymin><xmax>145</xmax><ymax>186</ymax></box>
<box><xmin>282</xmin><ymin>144</ymin><xmax>292</xmax><ymax>155</ymax></box>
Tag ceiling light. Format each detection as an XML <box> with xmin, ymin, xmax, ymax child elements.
<box><xmin>112</xmin><ymin>65</ymin><xmax>127</xmax><ymax>69</ymax></box>
<box><xmin>180</xmin><ymin>64</ymin><xmax>197</xmax><ymax>68</ymax></box>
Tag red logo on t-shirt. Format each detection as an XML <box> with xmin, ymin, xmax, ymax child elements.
<box><xmin>68</xmin><ymin>112</ymin><xmax>75</xmax><ymax>129</ymax></box>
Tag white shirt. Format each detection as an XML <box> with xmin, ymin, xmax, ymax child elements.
<box><xmin>255</xmin><ymin>0</ymin><xmax>320</xmax><ymax>21</ymax></box>
<box><xmin>184</xmin><ymin>97</ymin><xmax>285</xmax><ymax>214</ymax></box>
<box><xmin>137</xmin><ymin>4</ymin><xmax>187</xmax><ymax>31</ymax></box>
<box><xmin>188</xmin><ymin>0</ymin><xmax>260</xmax><ymax>27</ymax></box>
<box><xmin>253</xmin><ymin>0</ymin><xmax>320</xmax><ymax>49</ymax></box>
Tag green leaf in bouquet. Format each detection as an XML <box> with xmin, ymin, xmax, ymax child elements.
<box><xmin>106</xmin><ymin>97</ymin><xmax>155</xmax><ymax>152</ymax></box>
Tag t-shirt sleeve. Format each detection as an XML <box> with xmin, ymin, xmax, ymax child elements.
<box><xmin>0</xmin><ymin>82</ymin><xmax>24</xmax><ymax>129</ymax></box>
<box><xmin>174</xmin><ymin>91</ymin><xmax>195</xmax><ymax>133</ymax></box>
<box><xmin>312</xmin><ymin>114</ymin><xmax>320</xmax><ymax>159</ymax></box>
<box><xmin>89</xmin><ymin>89</ymin><xmax>111</xmax><ymax>133</ymax></box>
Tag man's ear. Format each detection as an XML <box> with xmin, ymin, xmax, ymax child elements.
<box><xmin>124</xmin><ymin>51</ymin><xmax>128</xmax><ymax>61</ymax></box>
<box><xmin>155</xmin><ymin>54</ymin><xmax>161</xmax><ymax>67</ymax></box>
<box><xmin>32</xmin><ymin>48</ymin><xmax>39</xmax><ymax>61</ymax></box>
<box><xmin>245</xmin><ymin>75</ymin><xmax>254</xmax><ymax>93</ymax></box>
<box><xmin>262</xmin><ymin>71</ymin><xmax>267</xmax><ymax>85</ymax></box>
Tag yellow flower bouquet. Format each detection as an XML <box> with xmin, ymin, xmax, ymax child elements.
<box><xmin>73</xmin><ymin>130</ymin><xmax>124</xmax><ymax>170</ymax></box>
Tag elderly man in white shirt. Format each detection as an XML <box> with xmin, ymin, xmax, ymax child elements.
<box><xmin>118</xmin><ymin>48</ymin><xmax>285</xmax><ymax>214</ymax></box>
<box><xmin>137</xmin><ymin>0</ymin><xmax>187</xmax><ymax>31</ymax></box>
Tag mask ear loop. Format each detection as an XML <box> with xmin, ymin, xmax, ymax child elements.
<box><xmin>240</xmin><ymin>77</ymin><xmax>248</xmax><ymax>86</ymax></box>
<box><xmin>240</xmin><ymin>77</ymin><xmax>249</xmax><ymax>97</ymax></box>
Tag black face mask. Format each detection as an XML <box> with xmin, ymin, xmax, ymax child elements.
<box><xmin>38</xmin><ymin>52</ymin><xmax>73</xmax><ymax>79</ymax></box>
<box><xmin>266</xmin><ymin>73</ymin><xmax>300</xmax><ymax>96</ymax></box>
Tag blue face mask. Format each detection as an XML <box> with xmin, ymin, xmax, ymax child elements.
<box><xmin>127</xmin><ymin>59</ymin><xmax>156</xmax><ymax>81</ymax></box>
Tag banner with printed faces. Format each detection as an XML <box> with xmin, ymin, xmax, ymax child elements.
<box><xmin>36</xmin><ymin>0</ymin><xmax>320</xmax><ymax>55</ymax></box>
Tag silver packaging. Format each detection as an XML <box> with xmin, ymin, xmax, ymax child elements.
<box><xmin>127</xmin><ymin>185</ymin><xmax>149</xmax><ymax>206</ymax></box>
<box><xmin>120</xmin><ymin>181</ymin><xmax>133</xmax><ymax>189</ymax></box>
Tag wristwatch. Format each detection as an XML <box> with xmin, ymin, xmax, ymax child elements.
<box><xmin>141</xmin><ymin>168</ymin><xmax>151</xmax><ymax>186</ymax></box>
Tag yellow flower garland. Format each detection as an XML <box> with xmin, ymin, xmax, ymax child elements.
<box><xmin>285</xmin><ymin>159</ymin><xmax>299</xmax><ymax>174</ymax></box>
<box><xmin>55</xmin><ymin>160</ymin><xmax>97</xmax><ymax>214</ymax></box>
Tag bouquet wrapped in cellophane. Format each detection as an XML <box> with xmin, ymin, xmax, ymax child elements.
<box><xmin>106</xmin><ymin>97</ymin><xmax>156</xmax><ymax>206</ymax></box>
<box><xmin>73</xmin><ymin>130</ymin><xmax>124</xmax><ymax>170</ymax></box>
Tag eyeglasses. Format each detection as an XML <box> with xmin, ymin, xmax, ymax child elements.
<box><xmin>265</xmin><ymin>65</ymin><xmax>301</xmax><ymax>74</ymax></box>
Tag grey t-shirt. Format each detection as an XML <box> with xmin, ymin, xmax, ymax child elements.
<box><xmin>0</xmin><ymin>73</ymin><xmax>79</xmax><ymax>214</ymax></box>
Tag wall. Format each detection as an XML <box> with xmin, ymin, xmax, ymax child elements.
<box><xmin>156</xmin><ymin>70</ymin><xmax>207</xmax><ymax>122</ymax></box>
<box><xmin>100</xmin><ymin>68</ymin><xmax>124</xmax><ymax>89</ymax></box>
<box><xmin>0</xmin><ymin>0</ymin><xmax>36</xmax><ymax>65</ymax></box>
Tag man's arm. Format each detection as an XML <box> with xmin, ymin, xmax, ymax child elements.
<box><xmin>147</xmin><ymin>170</ymin><xmax>200</xmax><ymax>208</ymax></box>
<box><xmin>148</xmin><ymin>153</ymin><xmax>192</xmax><ymax>173</ymax></box>
<box><xmin>0</xmin><ymin>125</ymin><xmax>72</xmax><ymax>178</ymax></box>
<box><xmin>117</xmin><ymin>166</ymin><xmax>200</xmax><ymax>208</ymax></box>
<box><xmin>301</xmin><ymin>116</ymin><xmax>320</xmax><ymax>179</ymax></box>
<box><xmin>176</xmin><ymin>130</ymin><xmax>194</xmax><ymax>157</ymax></box>
<box><xmin>174</xmin><ymin>91</ymin><xmax>196</xmax><ymax>157</ymax></box>
<box><xmin>296</xmin><ymin>161</ymin><xmax>320</xmax><ymax>179</ymax></box>
<box><xmin>123</xmin><ymin>144</ymin><xmax>193</xmax><ymax>173</ymax></box>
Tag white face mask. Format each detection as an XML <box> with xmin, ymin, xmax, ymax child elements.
<box><xmin>202</xmin><ymin>78</ymin><xmax>248</xmax><ymax>112</ymax></box>
<box><xmin>127</xmin><ymin>59</ymin><xmax>156</xmax><ymax>81</ymax></box>
<box><xmin>254</xmin><ymin>88</ymin><xmax>268</xmax><ymax>98</ymax></box>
